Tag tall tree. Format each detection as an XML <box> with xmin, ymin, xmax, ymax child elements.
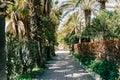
<box><xmin>59</xmin><ymin>0</ymin><xmax>98</xmax><ymax>26</ymax></box>
<box><xmin>0</xmin><ymin>1</ymin><xmax>7</xmax><ymax>80</ymax></box>
<box><xmin>28</xmin><ymin>0</ymin><xmax>47</xmax><ymax>68</ymax></box>
<box><xmin>97</xmin><ymin>0</ymin><xmax>107</xmax><ymax>10</ymax></box>
<box><xmin>62</xmin><ymin>11</ymin><xmax>84</xmax><ymax>42</ymax></box>
<box><xmin>80</xmin><ymin>0</ymin><xmax>97</xmax><ymax>26</ymax></box>
<box><xmin>59</xmin><ymin>0</ymin><xmax>98</xmax><ymax>42</ymax></box>
<box><xmin>6</xmin><ymin>0</ymin><xmax>30</xmax><ymax>39</ymax></box>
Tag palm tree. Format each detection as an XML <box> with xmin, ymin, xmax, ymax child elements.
<box><xmin>17</xmin><ymin>0</ymin><xmax>31</xmax><ymax>39</ymax></box>
<box><xmin>6</xmin><ymin>0</ymin><xmax>38</xmax><ymax>75</ymax></box>
<box><xmin>59</xmin><ymin>11</ymin><xmax>85</xmax><ymax>43</ymax></box>
<box><xmin>6</xmin><ymin>11</ymin><xmax>25</xmax><ymax>39</ymax></box>
<box><xmin>60</xmin><ymin>0</ymin><xmax>98</xmax><ymax>25</ymax></box>
<box><xmin>28</xmin><ymin>0</ymin><xmax>48</xmax><ymax>68</ymax></box>
<box><xmin>97</xmin><ymin>0</ymin><xmax>119</xmax><ymax>10</ymax></box>
<box><xmin>0</xmin><ymin>1</ymin><xmax>7</xmax><ymax>80</ymax></box>
<box><xmin>6</xmin><ymin>0</ymin><xmax>29</xmax><ymax>39</ymax></box>
<box><xmin>59</xmin><ymin>0</ymin><xmax>98</xmax><ymax>42</ymax></box>
<box><xmin>97</xmin><ymin>0</ymin><xmax>107</xmax><ymax>10</ymax></box>
<box><xmin>80</xmin><ymin>0</ymin><xmax>98</xmax><ymax>26</ymax></box>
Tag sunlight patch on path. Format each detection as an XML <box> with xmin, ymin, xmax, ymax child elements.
<box><xmin>55</xmin><ymin>50</ymin><xmax>70</xmax><ymax>54</ymax></box>
<box><xmin>38</xmin><ymin>51</ymin><xmax>94</xmax><ymax>80</ymax></box>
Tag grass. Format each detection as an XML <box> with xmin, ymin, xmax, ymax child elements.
<box><xmin>15</xmin><ymin>68</ymin><xmax>44</xmax><ymax>80</ymax></box>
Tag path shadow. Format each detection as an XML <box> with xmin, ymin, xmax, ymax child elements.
<box><xmin>34</xmin><ymin>52</ymin><xmax>95</xmax><ymax>80</ymax></box>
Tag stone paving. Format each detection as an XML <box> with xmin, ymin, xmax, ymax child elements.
<box><xmin>38</xmin><ymin>51</ymin><xmax>95</xmax><ymax>80</ymax></box>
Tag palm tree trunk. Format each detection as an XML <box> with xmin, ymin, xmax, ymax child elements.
<box><xmin>28</xmin><ymin>0</ymin><xmax>45</xmax><ymax>68</ymax></box>
<box><xmin>43</xmin><ymin>0</ymin><xmax>47</xmax><ymax>15</ymax></box>
<box><xmin>0</xmin><ymin>15</ymin><xmax>7</xmax><ymax>80</ymax></box>
<box><xmin>84</xmin><ymin>10</ymin><xmax>91</xmax><ymax>26</ymax></box>
<box><xmin>99</xmin><ymin>1</ymin><xmax>106</xmax><ymax>10</ymax></box>
<box><xmin>43</xmin><ymin>0</ymin><xmax>52</xmax><ymax>16</ymax></box>
<box><xmin>81</xmin><ymin>10</ymin><xmax>91</xmax><ymax>42</ymax></box>
<box><xmin>47</xmin><ymin>0</ymin><xmax>52</xmax><ymax>15</ymax></box>
<box><xmin>22</xmin><ymin>17</ymin><xmax>31</xmax><ymax>39</ymax></box>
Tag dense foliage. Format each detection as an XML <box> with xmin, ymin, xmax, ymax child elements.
<box><xmin>6</xmin><ymin>15</ymin><xmax>57</xmax><ymax>79</ymax></box>
<box><xmin>0</xmin><ymin>0</ymin><xmax>120</xmax><ymax>79</ymax></box>
<box><xmin>6</xmin><ymin>33</ymin><xmax>38</xmax><ymax>79</ymax></box>
<box><xmin>73</xmin><ymin>53</ymin><xmax>119</xmax><ymax>80</ymax></box>
<box><xmin>92</xmin><ymin>11</ymin><xmax>120</xmax><ymax>39</ymax></box>
<box><xmin>79</xmin><ymin>10</ymin><xmax>120</xmax><ymax>40</ymax></box>
<box><xmin>90</xmin><ymin>59</ymin><xmax>119</xmax><ymax>80</ymax></box>
<box><xmin>3</xmin><ymin>0</ymin><xmax>58</xmax><ymax>79</ymax></box>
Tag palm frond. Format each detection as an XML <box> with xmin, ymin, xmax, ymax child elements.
<box><xmin>6</xmin><ymin>22</ymin><xmax>16</xmax><ymax>35</ymax></box>
<box><xmin>61</xmin><ymin>8</ymin><xmax>74</xmax><ymax>19</ymax></box>
<box><xmin>74</xmin><ymin>0</ymin><xmax>81</xmax><ymax>7</ymax></box>
<box><xmin>80</xmin><ymin>0</ymin><xmax>96</xmax><ymax>10</ymax></box>
<box><xmin>59</xmin><ymin>2</ymin><xmax>74</xmax><ymax>10</ymax></box>
<box><xmin>17</xmin><ymin>20</ymin><xmax>25</xmax><ymax>38</ymax></box>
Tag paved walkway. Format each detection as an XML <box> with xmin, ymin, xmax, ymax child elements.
<box><xmin>38</xmin><ymin>51</ymin><xmax>94</xmax><ymax>80</ymax></box>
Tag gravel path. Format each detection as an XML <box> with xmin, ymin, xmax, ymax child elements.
<box><xmin>38</xmin><ymin>51</ymin><xmax>95</xmax><ymax>80</ymax></box>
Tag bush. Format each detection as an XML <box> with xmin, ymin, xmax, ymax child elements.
<box><xmin>6</xmin><ymin>35</ymin><xmax>38</xmax><ymax>79</ymax></box>
<box><xmin>91</xmin><ymin>11</ymin><xmax>120</xmax><ymax>39</ymax></box>
<box><xmin>15</xmin><ymin>68</ymin><xmax>44</xmax><ymax>80</ymax></box>
<box><xmin>73</xmin><ymin>52</ymin><xmax>119</xmax><ymax>80</ymax></box>
<box><xmin>73</xmin><ymin>53</ymin><xmax>95</xmax><ymax>67</ymax></box>
<box><xmin>80</xmin><ymin>55</ymin><xmax>95</xmax><ymax>67</ymax></box>
<box><xmin>90</xmin><ymin>59</ymin><xmax>119</xmax><ymax>80</ymax></box>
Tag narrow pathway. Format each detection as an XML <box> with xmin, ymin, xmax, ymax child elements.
<box><xmin>39</xmin><ymin>51</ymin><xmax>94</xmax><ymax>80</ymax></box>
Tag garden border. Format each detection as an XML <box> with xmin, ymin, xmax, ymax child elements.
<box><xmin>72</xmin><ymin>54</ymin><xmax>102</xmax><ymax>80</ymax></box>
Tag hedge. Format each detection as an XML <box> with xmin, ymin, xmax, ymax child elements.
<box><xmin>74</xmin><ymin>39</ymin><xmax>120</xmax><ymax>63</ymax></box>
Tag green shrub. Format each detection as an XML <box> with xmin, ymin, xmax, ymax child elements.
<box><xmin>80</xmin><ymin>55</ymin><xmax>95</xmax><ymax>66</ymax></box>
<box><xmin>6</xmin><ymin>34</ymin><xmax>38</xmax><ymax>79</ymax></box>
<box><xmin>73</xmin><ymin>53</ymin><xmax>82</xmax><ymax>60</ymax></box>
<box><xmin>91</xmin><ymin>11</ymin><xmax>120</xmax><ymax>39</ymax></box>
<box><xmin>15</xmin><ymin>68</ymin><xmax>44</xmax><ymax>80</ymax></box>
<box><xmin>73</xmin><ymin>53</ymin><xmax>95</xmax><ymax>67</ymax></box>
<box><xmin>73</xmin><ymin>52</ymin><xmax>119</xmax><ymax>80</ymax></box>
<box><xmin>17</xmin><ymin>74</ymin><xmax>32</xmax><ymax>80</ymax></box>
<box><xmin>90</xmin><ymin>59</ymin><xmax>119</xmax><ymax>80</ymax></box>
